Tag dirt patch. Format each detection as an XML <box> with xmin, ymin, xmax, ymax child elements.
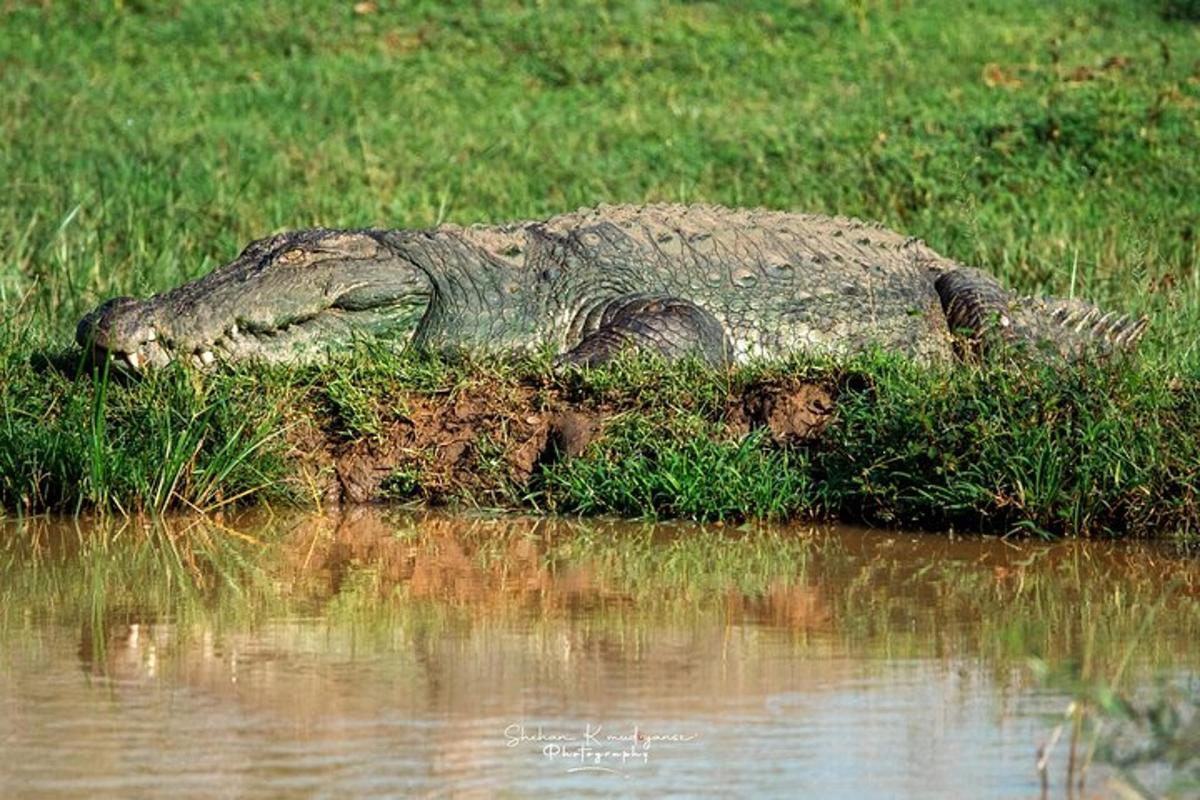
<box><xmin>545</xmin><ymin>409</ymin><xmax>606</xmax><ymax>460</ymax></box>
<box><xmin>332</xmin><ymin>384</ymin><xmax>552</xmax><ymax>503</ymax></box>
<box><xmin>285</xmin><ymin>376</ymin><xmax>834</xmax><ymax>506</ymax></box>
<box><xmin>729</xmin><ymin>381</ymin><xmax>835</xmax><ymax>442</ymax></box>
<box><xmin>284</xmin><ymin>418</ymin><xmax>343</xmax><ymax>506</ymax></box>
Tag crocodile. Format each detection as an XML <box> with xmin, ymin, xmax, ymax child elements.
<box><xmin>76</xmin><ymin>204</ymin><xmax>1147</xmax><ymax>370</ymax></box>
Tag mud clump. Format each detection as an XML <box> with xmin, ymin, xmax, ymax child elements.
<box><xmin>729</xmin><ymin>381</ymin><xmax>834</xmax><ymax>442</ymax></box>
<box><xmin>545</xmin><ymin>410</ymin><xmax>605</xmax><ymax>460</ymax></box>
<box><xmin>285</xmin><ymin>376</ymin><xmax>834</xmax><ymax>506</ymax></box>
<box><xmin>332</xmin><ymin>384</ymin><xmax>554</xmax><ymax>503</ymax></box>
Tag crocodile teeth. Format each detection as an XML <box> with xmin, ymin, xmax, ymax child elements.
<box><xmin>125</xmin><ymin>352</ymin><xmax>142</xmax><ymax>370</ymax></box>
<box><xmin>145</xmin><ymin>329</ymin><xmax>156</xmax><ymax>342</ymax></box>
<box><xmin>200</xmin><ymin>350</ymin><xmax>215</xmax><ymax>366</ymax></box>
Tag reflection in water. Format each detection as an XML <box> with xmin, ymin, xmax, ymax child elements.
<box><xmin>0</xmin><ymin>510</ymin><xmax>1197</xmax><ymax>798</ymax></box>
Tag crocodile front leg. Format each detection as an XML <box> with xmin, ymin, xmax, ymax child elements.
<box><xmin>558</xmin><ymin>295</ymin><xmax>731</xmax><ymax>367</ymax></box>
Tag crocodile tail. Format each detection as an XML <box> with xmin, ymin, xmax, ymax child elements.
<box><xmin>1028</xmin><ymin>297</ymin><xmax>1149</xmax><ymax>358</ymax></box>
<box><xmin>1044</xmin><ymin>300</ymin><xmax>1149</xmax><ymax>351</ymax></box>
<box><xmin>935</xmin><ymin>268</ymin><xmax>1148</xmax><ymax>361</ymax></box>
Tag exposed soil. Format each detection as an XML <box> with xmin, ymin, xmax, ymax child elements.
<box><xmin>728</xmin><ymin>380</ymin><xmax>834</xmax><ymax>442</ymax></box>
<box><xmin>284</xmin><ymin>378</ymin><xmax>835</xmax><ymax>506</ymax></box>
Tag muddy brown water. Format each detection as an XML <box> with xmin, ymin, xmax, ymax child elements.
<box><xmin>0</xmin><ymin>510</ymin><xmax>1197</xmax><ymax>799</ymax></box>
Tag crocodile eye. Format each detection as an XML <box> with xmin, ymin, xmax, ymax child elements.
<box><xmin>278</xmin><ymin>249</ymin><xmax>307</xmax><ymax>265</ymax></box>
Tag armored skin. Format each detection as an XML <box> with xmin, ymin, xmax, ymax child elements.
<box><xmin>76</xmin><ymin>204</ymin><xmax>1147</xmax><ymax>370</ymax></box>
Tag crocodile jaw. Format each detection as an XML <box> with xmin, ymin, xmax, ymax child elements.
<box><xmin>76</xmin><ymin>230</ymin><xmax>431</xmax><ymax>370</ymax></box>
<box><xmin>76</xmin><ymin>296</ymin><xmax>174</xmax><ymax>371</ymax></box>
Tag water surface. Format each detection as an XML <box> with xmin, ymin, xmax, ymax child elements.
<box><xmin>1</xmin><ymin>510</ymin><xmax>1197</xmax><ymax>798</ymax></box>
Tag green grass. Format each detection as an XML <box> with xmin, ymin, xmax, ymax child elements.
<box><xmin>541</xmin><ymin>352</ymin><xmax>1200</xmax><ymax>537</ymax></box>
<box><xmin>0</xmin><ymin>352</ymin><xmax>288</xmax><ymax>514</ymax></box>
<box><xmin>5</xmin><ymin>346</ymin><xmax>1199</xmax><ymax>538</ymax></box>
<box><xmin>1</xmin><ymin>1</ymin><xmax>1198</xmax><ymax>534</ymax></box>
<box><xmin>545</xmin><ymin>416</ymin><xmax>815</xmax><ymax>520</ymax></box>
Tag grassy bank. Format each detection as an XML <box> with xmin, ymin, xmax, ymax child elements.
<box><xmin>2</xmin><ymin>347</ymin><xmax>1200</xmax><ymax>539</ymax></box>
<box><xmin>1</xmin><ymin>1</ymin><xmax>1198</xmax><ymax>534</ymax></box>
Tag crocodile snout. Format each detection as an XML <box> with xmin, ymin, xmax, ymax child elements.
<box><xmin>75</xmin><ymin>229</ymin><xmax>436</xmax><ymax>369</ymax></box>
<box><xmin>76</xmin><ymin>296</ymin><xmax>171</xmax><ymax>371</ymax></box>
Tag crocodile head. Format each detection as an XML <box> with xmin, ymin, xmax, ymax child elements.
<box><xmin>76</xmin><ymin>230</ymin><xmax>431</xmax><ymax>370</ymax></box>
